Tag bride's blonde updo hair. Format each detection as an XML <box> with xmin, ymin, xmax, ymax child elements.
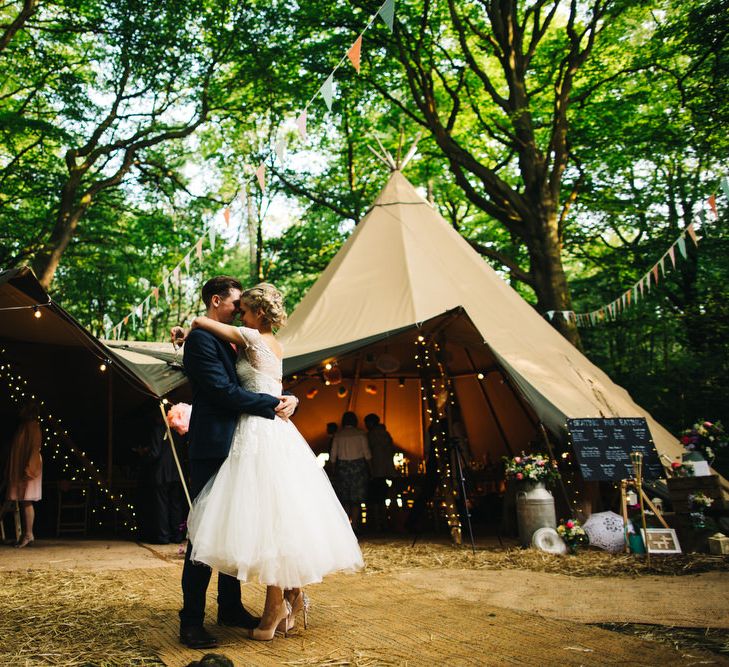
<box><xmin>241</xmin><ymin>282</ymin><xmax>287</xmax><ymax>329</ymax></box>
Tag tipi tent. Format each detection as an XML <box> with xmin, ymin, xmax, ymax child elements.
<box><xmin>279</xmin><ymin>170</ymin><xmax>681</xmax><ymax>468</ymax></box>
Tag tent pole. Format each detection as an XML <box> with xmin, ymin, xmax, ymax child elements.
<box><xmin>107</xmin><ymin>369</ymin><xmax>113</xmax><ymax>486</ymax></box>
<box><xmin>159</xmin><ymin>401</ymin><xmax>192</xmax><ymax>508</ymax></box>
<box><xmin>347</xmin><ymin>351</ymin><xmax>364</xmax><ymax>412</ymax></box>
<box><xmin>464</xmin><ymin>349</ymin><xmax>514</xmax><ymax>457</ymax></box>
<box><xmin>539</xmin><ymin>422</ymin><xmax>572</xmax><ymax>516</ymax></box>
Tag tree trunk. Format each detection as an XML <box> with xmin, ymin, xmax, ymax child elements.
<box><xmin>524</xmin><ymin>211</ymin><xmax>581</xmax><ymax>349</ymax></box>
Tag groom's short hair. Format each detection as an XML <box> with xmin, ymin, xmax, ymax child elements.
<box><xmin>201</xmin><ymin>275</ymin><xmax>242</xmax><ymax>308</ymax></box>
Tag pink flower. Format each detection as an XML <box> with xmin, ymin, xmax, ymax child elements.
<box><xmin>514</xmin><ymin>457</ymin><xmax>522</xmax><ymax>464</ymax></box>
<box><xmin>167</xmin><ymin>402</ymin><xmax>192</xmax><ymax>435</ymax></box>
<box><xmin>516</xmin><ymin>472</ymin><xmax>523</xmax><ymax>480</ymax></box>
<box><xmin>537</xmin><ymin>460</ymin><xmax>545</xmax><ymax>466</ymax></box>
<box><xmin>704</xmin><ymin>421</ymin><xmax>714</xmax><ymax>428</ymax></box>
<box><xmin>565</xmin><ymin>520</ymin><xmax>574</xmax><ymax>529</ymax></box>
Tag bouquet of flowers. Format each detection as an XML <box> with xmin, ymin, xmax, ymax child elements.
<box><xmin>681</xmin><ymin>420</ymin><xmax>728</xmax><ymax>463</ymax></box>
<box><xmin>688</xmin><ymin>492</ymin><xmax>715</xmax><ymax>530</ymax></box>
<box><xmin>167</xmin><ymin>402</ymin><xmax>192</xmax><ymax>435</ymax></box>
<box><xmin>557</xmin><ymin>518</ymin><xmax>589</xmax><ymax>553</ymax></box>
<box><xmin>670</xmin><ymin>459</ymin><xmax>695</xmax><ymax>477</ymax></box>
<box><xmin>503</xmin><ymin>452</ymin><xmax>560</xmax><ymax>485</ymax></box>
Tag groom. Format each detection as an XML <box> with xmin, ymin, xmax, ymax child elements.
<box><xmin>176</xmin><ymin>275</ymin><xmax>297</xmax><ymax>649</ymax></box>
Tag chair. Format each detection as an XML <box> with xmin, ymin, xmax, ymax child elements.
<box><xmin>56</xmin><ymin>481</ymin><xmax>89</xmax><ymax>536</ymax></box>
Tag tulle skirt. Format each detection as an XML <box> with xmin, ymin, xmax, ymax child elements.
<box><xmin>188</xmin><ymin>415</ymin><xmax>364</xmax><ymax>588</ymax></box>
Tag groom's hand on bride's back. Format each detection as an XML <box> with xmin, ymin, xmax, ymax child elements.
<box><xmin>275</xmin><ymin>395</ymin><xmax>299</xmax><ymax>421</ymax></box>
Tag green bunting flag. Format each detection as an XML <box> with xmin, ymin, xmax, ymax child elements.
<box><xmin>379</xmin><ymin>0</ymin><xmax>395</xmax><ymax>31</ymax></box>
<box><xmin>721</xmin><ymin>176</ymin><xmax>729</xmax><ymax>200</ymax></box>
<box><xmin>320</xmin><ymin>74</ymin><xmax>334</xmax><ymax>111</ymax></box>
<box><xmin>677</xmin><ymin>235</ymin><xmax>687</xmax><ymax>259</ymax></box>
<box><xmin>208</xmin><ymin>226</ymin><xmax>216</xmax><ymax>252</ymax></box>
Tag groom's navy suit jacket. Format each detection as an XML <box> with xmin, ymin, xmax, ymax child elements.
<box><xmin>183</xmin><ymin>328</ymin><xmax>280</xmax><ymax>461</ymax></box>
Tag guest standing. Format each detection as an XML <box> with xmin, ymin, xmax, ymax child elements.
<box><xmin>330</xmin><ymin>412</ymin><xmax>371</xmax><ymax>528</ymax></box>
<box><xmin>5</xmin><ymin>401</ymin><xmax>42</xmax><ymax>548</ymax></box>
<box><xmin>364</xmin><ymin>414</ymin><xmax>396</xmax><ymax>530</ymax></box>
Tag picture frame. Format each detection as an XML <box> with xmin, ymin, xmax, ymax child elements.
<box><xmin>640</xmin><ymin>528</ymin><xmax>682</xmax><ymax>554</ymax></box>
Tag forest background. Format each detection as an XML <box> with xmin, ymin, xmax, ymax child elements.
<box><xmin>1</xmin><ymin>0</ymin><xmax>727</xmax><ymax>435</ymax></box>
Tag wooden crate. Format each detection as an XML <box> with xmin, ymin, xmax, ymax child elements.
<box><xmin>667</xmin><ymin>475</ymin><xmax>726</xmax><ymax>513</ymax></box>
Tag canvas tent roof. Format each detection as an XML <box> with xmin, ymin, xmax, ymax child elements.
<box><xmin>278</xmin><ymin>170</ymin><xmax>682</xmax><ymax>464</ymax></box>
<box><xmin>0</xmin><ymin>267</ymin><xmax>188</xmax><ymax>465</ymax></box>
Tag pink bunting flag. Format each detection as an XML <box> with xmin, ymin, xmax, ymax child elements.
<box><xmin>295</xmin><ymin>111</ymin><xmax>307</xmax><ymax>140</ymax></box>
<box><xmin>708</xmin><ymin>194</ymin><xmax>718</xmax><ymax>219</ymax></box>
<box><xmin>668</xmin><ymin>245</ymin><xmax>676</xmax><ymax>267</ymax></box>
<box><xmin>184</xmin><ymin>253</ymin><xmax>191</xmax><ymax>274</ymax></box>
<box><xmin>152</xmin><ymin>287</ymin><xmax>159</xmax><ymax>305</ymax></box>
<box><xmin>686</xmin><ymin>222</ymin><xmax>699</xmax><ymax>246</ymax></box>
<box><xmin>348</xmin><ymin>35</ymin><xmax>362</xmax><ymax>74</ymax></box>
<box><xmin>652</xmin><ymin>264</ymin><xmax>659</xmax><ymax>284</ymax></box>
<box><xmin>256</xmin><ymin>163</ymin><xmax>266</xmax><ymax>192</ymax></box>
<box><xmin>223</xmin><ymin>207</ymin><xmax>231</xmax><ymax>227</ymax></box>
<box><xmin>195</xmin><ymin>238</ymin><xmax>204</xmax><ymax>261</ymax></box>
<box><xmin>172</xmin><ymin>266</ymin><xmax>180</xmax><ymax>283</ymax></box>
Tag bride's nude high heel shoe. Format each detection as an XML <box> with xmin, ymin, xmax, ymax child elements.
<box><xmin>286</xmin><ymin>589</ymin><xmax>310</xmax><ymax>631</ymax></box>
<box><xmin>248</xmin><ymin>599</ymin><xmax>291</xmax><ymax>641</ymax></box>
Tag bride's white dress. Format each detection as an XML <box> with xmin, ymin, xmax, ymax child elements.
<box><xmin>187</xmin><ymin>326</ymin><xmax>364</xmax><ymax>588</ymax></box>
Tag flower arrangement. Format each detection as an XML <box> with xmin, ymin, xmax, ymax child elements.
<box><xmin>688</xmin><ymin>492</ymin><xmax>715</xmax><ymax>530</ymax></box>
<box><xmin>167</xmin><ymin>402</ymin><xmax>192</xmax><ymax>435</ymax></box>
<box><xmin>503</xmin><ymin>452</ymin><xmax>560</xmax><ymax>485</ymax></box>
<box><xmin>681</xmin><ymin>420</ymin><xmax>727</xmax><ymax>463</ymax></box>
<box><xmin>670</xmin><ymin>459</ymin><xmax>695</xmax><ymax>477</ymax></box>
<box><xmin>557</xmin><ymin>518</ymin><xmax>589</xmax><ymax>553</ymax></box>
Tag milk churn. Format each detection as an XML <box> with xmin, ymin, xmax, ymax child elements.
<box><xmin>516</xmin><ymin>481</ymin><xmax>557</xmax><ymax>546</ymax></box>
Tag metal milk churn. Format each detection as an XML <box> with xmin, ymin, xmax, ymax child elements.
<box><xmin>516</xmin><ymin>481</ymin><xmax>557</xmax><ymax>546</ymax></box>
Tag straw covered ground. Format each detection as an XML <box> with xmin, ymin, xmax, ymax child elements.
<box><xmin>1</xmin><ymin>539</ymin><xmax>728</xmax><ymax>666</ymax></box>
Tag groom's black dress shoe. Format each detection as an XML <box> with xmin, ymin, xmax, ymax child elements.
<box><xmin>217</xmin><ymin>608</ymin><xmax>261</xmax><ymax>629</ymax></box>
<box><xmin>179</xmin><ymin>625</ymin><xmax>219</xmax><ymax>649</ymax></box>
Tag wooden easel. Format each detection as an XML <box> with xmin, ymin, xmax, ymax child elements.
<box><xmin>620</xmin><ymin>452</ymin><xmax>669</xmax><ymax>565</ymax></box>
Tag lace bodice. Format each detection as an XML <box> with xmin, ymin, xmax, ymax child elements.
<box><xmin>235</xmin><ymin>327</ymin><xmax>283</xmax><ymax>395</ymax></box>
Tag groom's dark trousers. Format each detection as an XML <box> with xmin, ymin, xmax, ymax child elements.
<box><xmin>179</xmin><ymin>328</ymin><xmax>280</xmax><ymax>629</ymax></box>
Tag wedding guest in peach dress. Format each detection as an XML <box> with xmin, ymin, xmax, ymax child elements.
<box><xmin>5</xmin><ymin>401</ymin><xmax>42</xmax><ymax>548</ymax></box>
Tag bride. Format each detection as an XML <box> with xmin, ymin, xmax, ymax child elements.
<box><xmin>184</xmin><ymin>283</ymin><xmax>363</xmax><ymax>640</ymax></box>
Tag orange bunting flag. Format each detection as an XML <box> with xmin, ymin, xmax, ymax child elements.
<box><xmin>195</xmin><ymin>238</ymin><xmax>203</xmax><ymax>261</ymax></box>
<box><xmin>223</xmin><ymin>207</ymin><xmax>231</xmax><ymax>226</ymax></box>
<box><xmin>708</xmin><ymin>194</ymin><xmax>718</xmax><ymax>219</ymax></box>
<box><xmin>348</xmin><ymin>35</ymin><xmax>362</xmax><ymax>73</ymax></box>
<box><xmin>652</xmin><ymin>264</ymin><xmax>659</xmax><ymax>284</ymax></box>
<box><xmin>626</xmin><ymin>290</ymin><xmax>631</xmax><ymax>306</ymax></box>
<box><xmin>295</xmin><ymin>111</ymin><xmax>307</xmax><ymax>140</ymax></box>
<box><xmin>686</xmin><ymin>222</ymin><xmax>699</xmax><ymax>246</ymax></box>
<box><xmin>152</xmin><ymin>287</ymin><xmax>159</xmax><ymax>305</ymax></box>
<box><xmin>256</xmin><ymin>163</ymin><xmax>266</xmax><ymax>192</ymax></box>
<box><xmin>123</xmin><ymin>316</ymin><xmax>129</xmax><ymax>326</ymax></box>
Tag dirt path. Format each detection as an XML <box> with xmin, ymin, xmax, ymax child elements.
<box><xmin>1</xmin><ymin>540</ymin><xmax>727</xmax><ymax>666</ymax></box>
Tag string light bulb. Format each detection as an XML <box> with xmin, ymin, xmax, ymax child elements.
<box><xmin>33</xmin><ymin>306</ymin><xmax>41</xmax><ymax>318</ymax></box>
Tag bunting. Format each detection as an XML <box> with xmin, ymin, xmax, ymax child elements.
<box><xmin>347</xmin><ymin>35</ymin><xmax>362</xmax><ymax>73</ymax></box>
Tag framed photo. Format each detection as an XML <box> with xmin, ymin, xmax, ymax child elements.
<box><xmin>641</xmin><ymin>528</ymin><xmax>682</xmax><ymax>554</ymax></box>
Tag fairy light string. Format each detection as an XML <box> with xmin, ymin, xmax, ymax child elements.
<box><xmin>0</xmin><ymin>349</ymin><xmax>137</xmax><ymax>532</ymax></box>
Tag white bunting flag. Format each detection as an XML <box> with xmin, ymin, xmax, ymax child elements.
<box><xmin>184</xmin><ymin>253</ymin><xmax>191</xmax><ymax>274</ymax></box>
<box><xmin>256</xmin><ymin>163</ymin><xmax>266</xmax><ymax>192</ymax></box>
<box><xmin>295</xmin><ymin>111</ymin><xmax>307</xmax><ymax>140</ymax></box>
<box><xmin>275</xmin><ymin>137</ymin><xmax>286</xmax><ymax>165</ymax></box>
<box><xmin>208</xmin><ymin>226</ymin><xmax>216</xmax><ymax>252</ymax></box>
<box><xmin>320</xmin><ymin>74</ymin><xmax>334</xmax><ymax>111</ymax></box>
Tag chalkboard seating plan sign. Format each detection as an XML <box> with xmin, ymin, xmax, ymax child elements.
<box><xmin>567</xmin><ymin>418</ymin><xmax>664</xmax><ymax>482</ymax></box>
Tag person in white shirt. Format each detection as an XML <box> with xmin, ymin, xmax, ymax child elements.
<box><xmin>330</xmin><ymin>412</ymin><xmax>371</xmax><ymax>528</ymax></box>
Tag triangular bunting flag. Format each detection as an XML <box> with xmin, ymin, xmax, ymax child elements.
<box><xmin>562</xmin><ymin>311</ymin><xmax>571</xmax><ymax>322</ymax></box>
<box><xmin>633</xmin><ymin>285</ymin><xmax>638</xmax><ymax>303</ymax></box>
<box><xmin>677</xmin><ymin>235</ymin><xmax>687</xmax><ymax>259</ymax></box>
<box><xmin>659</xmin><ymin>256</ymin><xmax>666</xmax><ymax>276</ymax></box>
<box><xmin>256</xmin><ymin>163</ymin><xmax>266</xmax><ymax>192</ymax></box>
<box><xmin>195</xmin><ymin>238</ymin><xmax>203</xmax><ymax>261</ymax></box>
<box><xmin>686</xmin><ymin>223</ymin><xmax>699</xmax><ymax>246</ymax></box>
<box><xmin>295</xmin><ymin>111</ymin><xmax>307</xmax><ymax>140</ymax></box>
<box><xmin>162</xmin><ymin>276</ymin><xmax>170</xmax><ymax>302</ymax></box>
<box><xmin>348</xmin><ymin>35</ymin><xmax>362</xmax><ymax>73</ymax></box>
<box><xmin>320</xmin><ymin>74</ymin><xmax>334</xmax><ymax>112</ymax></box>
<box><xmin>708</xmin><ymin>194</ymin><xmax>718</xmax><ymax>219</ymax></box>
<box><xmin>668</xmin><ymin>245</ymin><xmax>676</xmax><ymax>267</ymax></box>
<box><xmin>223</xmin><ymin>207</ymin><xmax>231</xmax><ymax>227</ymax></box>
<box><xmin>379</xmin><ymin>0</ymin><xmax>395</xmax><ymax>32</ymax></box>
<box><xmin>639</xmin><ymin>278</ymin><xmax>644</xmax><ymax>296</ymax></box>
<box><xmin>152</xmin><ymin>287</ymin><xmax>159</xmax><ymax>305</ymax></box>
<box><xmin>172</xmin><ymin>266</ymin><xmax>180</xmax><ymax>284</ymax></box>
<box><xmin>275</xmin><ymin>138</ymin><xmax>286</xmax><ymax>165</ymax></box>
<box><xmin>626</xmin><ymin>290</ymin><xmax>631</xmax><ymax>306</ymax></box>
<box><xmin>697</xmin><ymin>210</ymin><xmax>707</xmax><ymax>225</ymax></box>
<box><xmin>184</xmin><ymin>253</ymin><xmax>191</xmax><ymax>274</ymax></box>
<box><xmin>721</xmin><ymin>176</ymin><xmax>729</xmax><ymax>200</ymax></box>
<box><xmin>208</xmin><ymin>227</ymin><xmax>216</xmax><ymax>252</ymax></box>
<box><xmin>546</xmin><ymin>310</ymin><xmax>555</xmax><ymax>321</ymax></box>
<box><xmin>644</xmin><ymin>274</ymin><xmax>651</xmax><ymax>292</ymax></box>
<box><xmin>652</xmin><ymin>264</ymin><xmax>659</xmax><ymax>284</ymax></box>
<box><xmin>135</xmin><ymin>304</ymin><xmax>143</xmax><ymax>319</ymax></box>
<box><xmin>123</xmin><ymin>315</ymin><xmax>129</xmax><ymax>326</ymax></box>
